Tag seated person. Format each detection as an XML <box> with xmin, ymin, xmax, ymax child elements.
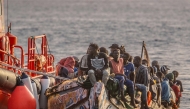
<box><xmin>79</xmin><ymin>54</ymin><xmax>89</xmax><ymax>75</ymax></box>
<box><xmin>56</xmin><ymin>56</ymin><xmax>79</xmax><ymax>79</ymax></box>
<box><xmin>77</xmin><ymin>51</ymin><xmax>89</xmax><ymax>82</ymax></box>
<box><xmin>87</xmin><ymin>43</ymin><xmax>109</xmax><ymax>86</ymax></box>
<box><xmin>109</xmin><ymin>49</ymin><xmax>137</xmax><ymax>108</ymax></box>
<box><xmin>135</xmin><ymin>84</ymin><xmax>149</xmax><ymax>109</ymax></box>
<box><xmin>108</xmin><ymin>43</ymin><xmax>120</xmax><ymax>60</ymax></box>
<box><xmin>172</xmin><ymin>70</ymin><xmax>183</xmax><ymax>92</ymax></box>
<box><xmin>122</xmin><ymin>52</ymin><xmax>135</xmax><ymax>82</ymax></box>
<box><xmin>150</xmin><ymin>66</ymin><xmax>161</xmax><ymax>107</ymax></box>
<box><xmin>169</xmin><ymin>81</ymin><xmax>181</xmax><ymax>108</ymax></box>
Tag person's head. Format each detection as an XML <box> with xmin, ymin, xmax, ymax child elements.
<box><xmin>112</xmin><ymin>49</ymin><xmax>120</xmax><ymax>60</ymax></box>
<box><xmin>122</xmin><ymin>52</ymin><xmax>130</xmax><ymax>62</ymax></box>
<box><xmin>152</xmin><ymin>60</ymin><xmax>159</xmax><ymax>67</ymax></box>
<box><xmin>165</xmin><ymin>73</ymin><xmax>174</xmax><ymax>82</ymax></box>
<box><xmin>88</xmin><ymin>43</ymin><xmax>99</xmax><ymax>55</ymax></box>
<box><xmin>109</xmin><ymin>44</ymin><xmax>120</xmax><ymax>53</ymax></box>
<box><xmin>128</xmin><ymin>55</ymin><xmax>133</xmax><ymax>63</ymax></box>
<box><xmin>152</xmin><ymin>60</ymin><xmax>160</xmax><ymax>71</ymax></box>
<box><xmin>73</xmin><ymin>56</ymin><xmax>79</xmax><ymax>67</ymax></box>
<box><xmin>120</xmin><ymin>45</ymin><xmax>126</xmax><ymax>54</ymax></box>
<box><xmin>156</xmin><ymin>71</ymin><xmax>164</xmax><ymax>82</ymax></box>
<box><xmin>133</xmin><ymin>56</ymin><xmax>142</xmax><ymax>67</ymax></box>
<box><xmin>172</xmin><ymin>70</ymin><xmax>179</xmax><ymax>78</ymax></box>
<box><xmin>160</xmin><ymin>65</ymin><xmax>170</xmax><ymax>75</ymax></box>
<box><xmin>99</xmin><ymin>47</ymin><xmax>108</xmax><ymax>55</ymax></box>
<box><xmin>142</xmin><ymin>59</ymin><xmax>148</xmax><ymax>66</ymax></box>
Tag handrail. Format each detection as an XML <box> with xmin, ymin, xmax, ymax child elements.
<box><xmin>0</xmin><ymin>49</ymin><xmax>21</xmax><ymax>72</ymax></box>
<box><xmin>0</xmin><ymin>62</ymin><xmax>68</xmax><ymax>80</ymax></box>
<box><xmin>14</xmin><ymin>45</ymin><xmax>24</xmax><ymax>68</ymax></box>
<box><xmin>27</xmin><ymin>35</ymin><xmax>54</xmax><ymax>77</ymax></box>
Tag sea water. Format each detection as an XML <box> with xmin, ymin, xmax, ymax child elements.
<box><xmin>4</xmin><ymin>0</ymin><xmax>190</xmax><ymax>108</ymax></box>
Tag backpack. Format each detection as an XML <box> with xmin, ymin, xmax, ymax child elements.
<box><xmin>106</xmin><ymin>77</ymin><xmax>119</xmax><ymax>97</ymax></box>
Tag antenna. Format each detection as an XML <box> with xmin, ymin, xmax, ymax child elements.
<box><xmin>7</xmin><ymin>0</ymin><xmax>9</xmax><ymax>32</ymax></box>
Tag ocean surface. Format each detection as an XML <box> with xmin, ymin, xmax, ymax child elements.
<box><xmin>3</xmin><ymin>0</ymin><xmax>190</xmax><ymax>108</ymax></box>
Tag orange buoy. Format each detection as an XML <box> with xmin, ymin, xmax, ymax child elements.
<box><xmin>147</xmin><ymin>91</ymin><xmax>152</xmax><ymax>106</ymax></box>
<box><xmin>8</xmin><ymin>78</ymin><xmax>36</xmax><ymax>109</ymax></box>
<box><xmin>0</xmin><ymin>90</ymin><xmax>10</xmax><ymax>109</ymax></box>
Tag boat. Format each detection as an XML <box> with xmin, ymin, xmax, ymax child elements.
<box><xmin>0</xmin><ymin>0</ymin><xmax>177</xmax><ymax>109</ymax></box>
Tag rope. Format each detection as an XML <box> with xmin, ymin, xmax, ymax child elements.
<box><xmin>0</xmin><ymin>62</ymin><xmax>69</xmax><ymax>80</ymax></box>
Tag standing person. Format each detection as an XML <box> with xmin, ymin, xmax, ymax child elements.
<box><xmin>172</xmin><ymin>70</ymin><xmax>183</xmax><ymax>107</ymax></box>
<box><xmin>169</xmin><ymin>81</ymin><xmax>181</xmax><ymax>108</ymax></box>
<box><xmin>149</xmin><ymin>66</ymin><xmax>161</xmax><ymax>108</ymax></box>
<box><xmin>87</xmin><ymin>43</ymin><xmax>109</xmax><ymax>86</ymax></box>
<box><xmin>109</xmin><ymin>49</ymin><xmax>137</xmax><ymax>108</ymax></box>
<box><xmin>165</xmin><ymin>73</ymin><xmax>180</xmax><ymax>108</ymax></box>
<box><xmin>172</xmin><ymin>70</ymin><xmax>183</xmax><ymax>92</ymax></box>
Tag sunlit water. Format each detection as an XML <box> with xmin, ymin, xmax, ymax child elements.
<box><xmin>3</xmin><ymin>0</ymin><xmax>190</xmax><ymax>108</ymax></box>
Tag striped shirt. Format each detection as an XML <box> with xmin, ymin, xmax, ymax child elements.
<box><xmin>135</xmin><ymin>65</ymin><xmax>150</xmax><ymax>87</ymax></box>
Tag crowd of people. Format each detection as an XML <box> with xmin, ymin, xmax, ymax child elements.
<box><xmin>55</xmin><ymin>43</ymin><xmax>183</xmax><ymax>109</ymax></box>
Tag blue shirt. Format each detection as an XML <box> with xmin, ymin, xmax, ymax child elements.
<box><xmin>161</xmin><ymin>79</ymin><xmax>171</xmax><ymax>102</ymax></box>
<box><xmin>123</xmin><ymin>62</ymin><xmax>135</xmax><ymax>78</ymax></box>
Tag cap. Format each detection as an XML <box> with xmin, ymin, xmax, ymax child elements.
<box><xmin>165</xmin><ymin>73</ymin><xmax>174</xmax><ymax>81</ymax></box>
<box><xmin>160</xmin><ymin>65</ymin><xmax>170</xmax><ymax>73</ymax></box>
<box><xmin>109</xmin><ymin>44</ymin><xmax>120</xmax><ymax>49</ymax></box>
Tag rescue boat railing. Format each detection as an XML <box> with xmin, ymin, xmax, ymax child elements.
<box><xmin>0</xmin><ymin>62</ymin><xmax>68</xmax><ymax>80</ymax></box>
